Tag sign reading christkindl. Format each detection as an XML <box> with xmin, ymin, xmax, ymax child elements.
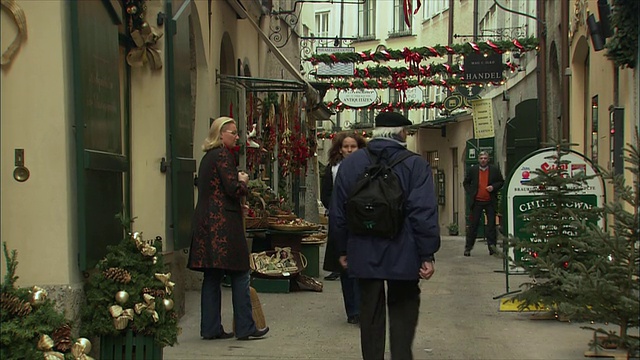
<box><xmin>463</xmin><ymin>53</ymin><xmax>503</xmax><ymax>82</ymax></box>
<box><xmin>471</xmin><ymin>98</ymin><xmax>495</xmax><ymax>139</ymax></box>
<box><xmin>505</xmin><ymin>149</ymin><xmax>605</xmax><ymax>264</ymax></box>
<box><xmin>338</xmin><ymin>89</ymin><xmax>377</xmax><ymax>108</ymax></box>
<box><xmin>316</xmin><ymin>47</ymin><xmax>355</xmax><ymax>76</ymax></box>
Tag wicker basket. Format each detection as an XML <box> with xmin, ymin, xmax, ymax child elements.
<box><xmin>249</xmin><ymin>250</ymin><xmax>307</xmax><ymax>279</ymax></box>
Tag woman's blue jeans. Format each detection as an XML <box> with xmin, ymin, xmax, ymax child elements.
<box><xmin>200</xmin><ymin>268</ymin><xmax>257</xmax><ymax>339</ymax></box>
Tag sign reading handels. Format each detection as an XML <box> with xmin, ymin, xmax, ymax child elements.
<box><xmin>505</xmin><ymin>149</ymin><xmax>605</xmax><ymax>264</ymax></box>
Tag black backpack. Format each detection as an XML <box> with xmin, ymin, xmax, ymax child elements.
<box><xmin>346</xmin><ymin>149</ymin><xmax>416</xmax><ymax>238</ymax></box>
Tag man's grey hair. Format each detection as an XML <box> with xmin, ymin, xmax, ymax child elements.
<box><xmin>479</xmin><ymin>150</ymin><xmax>490</xmax><ymax>157</ymax></box>
<box><xmin>372</xmin><ymin>126</ymin><xmax>405</xmax><ymax>139</ymax></box>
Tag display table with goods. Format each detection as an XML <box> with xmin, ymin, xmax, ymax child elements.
<box><xmin>249</xmin><ymin>222</ymin><xmax>325</xmax><ymax>293</ymax></box>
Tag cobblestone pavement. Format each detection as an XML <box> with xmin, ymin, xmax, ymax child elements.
<box><xmin>164</xmin><ymin>236</ymin><xmax>614</xmax><ymax>360</ymax></box>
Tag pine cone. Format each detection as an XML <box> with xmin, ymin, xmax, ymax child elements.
<box><xmin>142</xmin><ymin>287</ymin><xmax>165</xmax><ymax>298</ymax></box>
<box><xmin>103</xmin><ymin>267</ymin><xmax>132</xmax><ymax>284</ymax></box>
<box><xmin>52</xmin><ymin>324</ymin><xmax>73</xmax><ymax>352</ymax></box>
<box><xmin>0</xmin><ymin>292</ymin><xmax>32</xmax><ymax>316</ymax></box>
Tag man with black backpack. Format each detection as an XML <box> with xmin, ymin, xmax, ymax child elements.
<box><xmin>329</xmin><ymin>112</ymin><xmax>441</xmax><ymax>360</ymax></box>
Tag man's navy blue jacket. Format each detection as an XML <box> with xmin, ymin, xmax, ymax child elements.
<box><xmin>329</xmin><ymin>138</ymin><xmax>441</xmax><ymax>281</ymax></box>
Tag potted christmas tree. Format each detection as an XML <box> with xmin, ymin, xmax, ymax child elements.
<box><xmin>1</xmin><ymin>243</ymin><xmax>93</xmax><ymax>359</ymax></box>
<box><xmin>510</xmin><ymin>141</ymin><xmax>602</xmax><ymax>317</ymax></box>
<box><xmin>559</xmin><ymin>140</ymin><xmax>639</xmax><ymax>357</ymax></box>
<box><xmin>81</xmin><ymin>215</ymin><xmax>179</xmax><ymax>359</ymax></box>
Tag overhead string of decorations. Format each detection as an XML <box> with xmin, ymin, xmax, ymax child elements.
<box><xmin>305</xmin><ymin>37</ymin><xmax>540</xmax><ymax>113</ymax></box>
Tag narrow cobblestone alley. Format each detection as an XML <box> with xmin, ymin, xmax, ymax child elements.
<box><xmin>164</xmin><ymin>236</ymin><xmax>618</xmax><ymax>360</ymax></box>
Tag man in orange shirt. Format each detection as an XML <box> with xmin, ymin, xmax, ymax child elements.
<box><xmin>462</xmin><ymin>151</ymin><xmax>504</xmax><ymax>256</ymax></box>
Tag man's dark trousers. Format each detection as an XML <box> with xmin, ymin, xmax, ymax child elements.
<box><xmin>358</xmin><ymin>278</ymin><xmax>420</xmax><ymax>360</ymax></box>
<box><xmin>465</xmin><ymin>200</ymin><xmax>496</xmax><ymax>250</ymax></box>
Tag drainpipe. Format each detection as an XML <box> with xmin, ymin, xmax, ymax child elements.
<box><xmin>560</xmin><ymin>0</ymin><xmax>569</xmax><ymax>140</ymax></box>
<box><xmin>473</xmin><ymin>0</ymin><xmax>478</xmax><ymax>41</ymax></box>
<box><xmin>448</xmin><ymin>0</ymin><xmax>454</xmax><ymax>66</ymax></box>
<box><xmin>537</xmin><ymin>0</ymin><xmax>547</xmax><ymax>143</ymax></box>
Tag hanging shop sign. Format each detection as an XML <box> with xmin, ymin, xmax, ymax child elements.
<box><xmin>505</xmin><ymin>149</ymin><xmax>605</xmax><ymax>264</ymax></box>
<box><xmin>404</xmin><ymin>87</ymin><xmax>424</xmax><ymax>103</ymax></box>
<box><xmin>463</xmin><ymin>53</ymin><xmax>503</xmax><ymax>82</ymax></box>
<box><xmin>338</xmin><ymin>89</ymin><xmax>377</xmax><ymax>108</ymax></box>
<box><xmin>471</xmin><ymin>98</ymin><xmax>495</xmax><ymax>139</ymax></box>
<box><xmin>316</xmin><ymin>47</ymin><xmax>355</xmax><ymax>76</ymax></box>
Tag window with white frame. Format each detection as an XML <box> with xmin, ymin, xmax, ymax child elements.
<box><xmin>392</xmin><ymin>0</ymin><xmax>410</xmax><ymax>34</ymax></box>
<box><xmin>358</xmin><ymin>0</ymin><xmax>375</xmax><ymax>39</ymax></box>
<box><xmin>423</xmin><ymin>0</ymin><xmax>448</xmax><ymax>19</ymax></box>
<box><xmin>389</xmin><ymin>89</ymin><xmax>409</xmax><ymax>117</ymax></box>
<box><xmin>315</xmin><ymin>11</ymin><xmax>329</xmax><ymax>38</ymax></box>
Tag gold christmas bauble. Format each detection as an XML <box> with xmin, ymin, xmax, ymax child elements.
<box><xmin>76</xmin><ymin>337</ymin><xmax>92</xmax><ymax>354</ymax></box>
<box><xmin>29</xmin><ymin>290</ymin><xmax>47</xmax><ymax>306</ymax></box>
<box><xmin>115</xmin><ymin>290</ymin><xmax>129</xmax><ymax>305</ymax></box>
<box><xmin>163</xmin><ymin>298</ymin><xmax>174</xmax><ymax>311</ymax></box>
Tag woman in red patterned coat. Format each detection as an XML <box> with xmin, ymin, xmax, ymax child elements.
<box><xmin>188</xmin><ymin>116</ymin><xmax>269</xmax><ymax>341</ymax></box>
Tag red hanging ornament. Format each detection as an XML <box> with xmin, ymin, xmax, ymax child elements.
<box><xmin>427</xmin><ymin>46</ymin><xmax>439</xmax><ymax>56</ymax></box>
<box><xmin>486</xmin><ymin>40</ymin><xmax>502</xmax><ymax>54</ymax></box>
<box><xmin>363</xmin><ymin>68</ymin><xmax>370</xmax><ymax>77</ymax></box>
<box><xmin>363</xmin><ymin>80</ymin><xmax>369</xmax><ymax>88</ymax></box>
<box><xmin>377</xmin><ymin>80</ymin><xmax>383</xmax><ymax>87</ymax></box>
<box><xmin>381</xmin><ymin>50</ymin><xmax>391</xmax><ymax>60</ymax></box>
<box><xmin>512</xmin><ymin>39</ymin><xmax>524</xmax><ymax>51</ymax></box>
<box><xmin>444</xmin><ymin>45</ymin><xmax>455</xmax><ymax>54</ymax></box>
<box><xmin>359</xmin><ymin>52</ymin><xmax>369</xmax><ymax>61</ymax></box>
<box><xmin>443</xmin><ymin>64</ymin><xmax>451</xmax><ymax>73</ymax></box>
<box><xmin>403</xmin><ymin>0</ymin><xmax>412</xmax><ymax>28</ymax></box>
<box><xmin>330</xmin><ymin>54</ymin><xmax>339</xmax><ymax>62</ymax></box>
<box><xmin>469</xmin><ymin>42</ymin><xmax>480</xmax><ymax>53</ymax></box>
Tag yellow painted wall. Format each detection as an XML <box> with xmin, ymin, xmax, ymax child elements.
<box><xmin>129</xmin><ymin>0</ymin><xmax>168</xmax><ymax>247</ymax></box>
<box><xmin>0</xmin><ymin>0</ymin><xmax>78</xmax><ymax>286</ymax></box>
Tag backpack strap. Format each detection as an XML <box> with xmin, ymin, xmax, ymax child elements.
<box><xmin>388</xmin><ymin>150</ymin><xmax>417</xmax><ymax>168</ymax></box>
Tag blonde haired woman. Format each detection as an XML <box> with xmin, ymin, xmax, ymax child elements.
<box><xmin>188</xmin><ymin>117</ymin><xmax>269</xmax><ymax>340</ymax></box>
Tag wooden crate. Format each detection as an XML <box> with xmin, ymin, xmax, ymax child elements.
<box><xmin>101</xmin><ymin>330</ymin><xmax>162</xmax><ymax>360</ymax></box>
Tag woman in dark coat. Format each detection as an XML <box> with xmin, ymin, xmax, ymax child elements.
<box><xmin>321</xmin><ymin>131</ymin><xmax>366</xmax><ymax>324</ymax></box>
<box><xmin>188</xmin><ymin>116</ymin><xmax>269</xmax><ymax>341</ymax></box>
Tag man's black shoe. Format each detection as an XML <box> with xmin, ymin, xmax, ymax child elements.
<box><xmin>488</xmin><ymin>245</ymin><xmax>498</xmax><ymax>255</ymax></box>
<box><xmin>463</xmin><ymin>250</ymin><xmax>471</xmax><ymax>257</ymax></box>
<box><xmin>237</xmin><ymin>327</ymin><xmax>269</xmax><ymax>340</ymax></box>
<box><xmin>203</xmin><ymin>331</ymin><xmax>234</xmax><ymax>340</ymax></box>
<box><xmin>324</xmin><ymin>272</ymin><xmax>340</xmax><ymax>281</ymax></box>
<box><xmin>347</xmin><ymin>315</ymin><xmax>360</xmax><ymax>324</ymax></box>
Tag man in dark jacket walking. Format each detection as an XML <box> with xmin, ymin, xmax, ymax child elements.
<box><xmin>462</xmin><ymin>150</ymin><xmax>504</xmax><ymax>256</ymax></box>
<box><xmin>330</xmin><ymin>112</ymin><xmax>441</xmax><ymax>360</ymax></box>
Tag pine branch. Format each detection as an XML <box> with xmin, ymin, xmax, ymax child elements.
<box><xmin>1</xmin><ymin>242</ymin><xmax>19</xmax><ymax>292</ymax></box>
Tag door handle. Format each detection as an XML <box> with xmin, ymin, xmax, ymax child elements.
<box><xmin>160</xmin><ymin>157</ymin><xmax>169</xmax><ymax>173</ymax></box>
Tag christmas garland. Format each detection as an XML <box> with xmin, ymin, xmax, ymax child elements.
<box><xmin>319</xmin><ymin>62</ymin><xmax>518</xmax><ymax>79</ymax></box>
<box><xmin>605</xmin><ymin>0</ymin><xmax>638</xmax><ymax>68</ymax></box>
<box><xmin>325</xmin><ymin>99</ymin><xmax>448</xmax><ymax>112</ymax></box>
<box><xmin>306</xmin><ymin>37</ymin><xmax>539</xmax><ymax>65</ymax></box>
<box><xmin>319</xmin><ymin>76</ymin><xmax>504</xmax><ymax>91</ymax></box>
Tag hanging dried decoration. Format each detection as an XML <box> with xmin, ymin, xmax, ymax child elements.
<box><xmin>123</xmin><ymin>0</ymin><xmax>164</xmax><ymax>70</ymax></box>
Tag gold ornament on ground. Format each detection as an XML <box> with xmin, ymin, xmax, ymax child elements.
<box><xmin>71</xmin><ymin>338</ymin><xmax>94</xmax><ymax>360</ymax></box>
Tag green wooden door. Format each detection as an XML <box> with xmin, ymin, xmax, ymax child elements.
<box><xmin>166</xmin><ymin>0</ymin><xmax>196</xmax><ymax>250</ymax></box>
<box><xmin>505</xmin><ymin>99</ymin><xmax>540</xmax><ymax>176</ymax></box>
<box><xmin>70</xmin><ymin>0</ymin><xmax>129</xmax><ymax>271</ymax></box>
